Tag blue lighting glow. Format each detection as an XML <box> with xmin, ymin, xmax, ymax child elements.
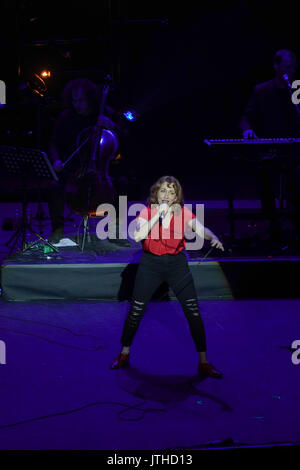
<box><xmin>123</xmin><ymin>110</ymin><xmax>136</xmax><ymax>121</ymax></box>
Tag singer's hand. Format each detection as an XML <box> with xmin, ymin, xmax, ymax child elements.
<box><xmin>158</xmin><ymin>201</ymin><xmax>169</xmax><ymax>216</ymax></box>
<box><xmin>211</xmin><ymin>237</ymin><xmax>224</xmax><ymax>251</ymax></box>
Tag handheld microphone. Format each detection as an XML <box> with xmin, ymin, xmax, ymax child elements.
<box><xmin>160</xmin><ymin>200</ymin><xmax>168</xmax><ymax>220</ymax></box>
<box><xmin>282</xmin><ymin>73</ymin><xmax>292</xmax><ymax>90</ymax></box>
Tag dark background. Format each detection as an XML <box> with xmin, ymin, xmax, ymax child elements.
<box><xmin>1</xmin><ymin>0</ymin><xmax>299</xmax><ymax>200</ymax></box>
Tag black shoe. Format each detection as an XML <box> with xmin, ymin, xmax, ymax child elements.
<box><xmin>49</xmin><ymin>228</ymin><xmax>64</xmax><ymax>243</ymax></box>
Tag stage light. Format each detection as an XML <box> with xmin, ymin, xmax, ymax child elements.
<box><xmin>40</xmin><ymin>70</ymin><xmax>51</xmax><ymax>78</ymax></box>
<box><xmin>123</xmin><ymin>110</ymin><xmax>137</xmax><ymax>121</ymax></box>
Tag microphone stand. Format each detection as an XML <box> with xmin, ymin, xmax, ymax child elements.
<box><xmin>33</xmin><ymin>91</ymin><xmax>50</xmax><ymax>229</ymax></box>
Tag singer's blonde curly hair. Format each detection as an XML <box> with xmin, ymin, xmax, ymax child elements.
<box><xmin>147</xmin><ymin>176</ymin><xmax>184</xmax><ymax>207</ymax></box>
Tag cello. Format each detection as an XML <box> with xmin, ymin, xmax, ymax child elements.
<box><xmin>63</xmin><ymin>75</ymin><xmax>118</xmax><ymax>215</ymax></box>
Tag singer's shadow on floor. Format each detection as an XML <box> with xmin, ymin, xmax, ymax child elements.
<box><xmin>116</xmin><ymin>366</ymin><xmax>233</xmax><ymax>412</ymax></box>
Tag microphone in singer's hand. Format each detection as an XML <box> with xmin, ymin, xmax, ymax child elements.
<box><xmin>160</xmin><ymin>201</ymin><xmax>168</xmax><ymax>220</ymax></box>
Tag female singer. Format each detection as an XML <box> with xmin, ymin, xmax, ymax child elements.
<box><xmin>110</xmin><ymin>176</ymin><xmax>224</xmax><ymax>378</ymax></box>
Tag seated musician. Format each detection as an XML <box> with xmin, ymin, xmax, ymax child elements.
<box><xmin>240</xmin><ymin>49</ymin><xmax>300</xmax><ymax>244</ymax></box>
<box><xmin>48</xmin><ymin>77</ymin><xmax>127</xmax><ymax>245</ymax></box>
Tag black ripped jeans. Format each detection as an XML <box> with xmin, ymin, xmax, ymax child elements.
<box><xmin>121</xmin><ymin>250</ymin><xmax>207</xmax><ymax>352</ymax></box>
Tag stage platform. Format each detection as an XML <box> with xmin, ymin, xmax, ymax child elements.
<box><xmin>1</xmin><ymin>201</ymin><xmax>300</xmax><ymax>302</ymax></box>
<box><xmin>2</xmin><ymin>237</ymin><xmax>300</xmax><ymax>301</ymax></box>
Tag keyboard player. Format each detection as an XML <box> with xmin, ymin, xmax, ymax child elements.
<box><xmin>240</xmin><ymin>49</ymin><xmax>300</xmax><ymax>245</ymax></box>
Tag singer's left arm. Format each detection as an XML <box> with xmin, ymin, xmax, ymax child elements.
<box><xmin>188</xmin><ymin>218</ymin><xmax>224</xmax><ymax>251</ymax></box>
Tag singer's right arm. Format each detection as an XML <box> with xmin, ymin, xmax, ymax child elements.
<box><xmin>134</xmin><ymin>212</ymin><xmax>160</xmax><ymax>243</ymax></box>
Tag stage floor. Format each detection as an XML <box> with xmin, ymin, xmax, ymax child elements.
<box><xmin>0</xmin><ymin>298</ymin><xmax>299</xmax><ymax>450</ymax></box>
<box><xmin>0</xmin><ymin>202</ymin><xmax>300</xmax><ymax>451</ymax></box>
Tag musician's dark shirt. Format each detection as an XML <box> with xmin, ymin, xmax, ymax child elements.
<box><xmin>240</xmin><ymin>78</ymin><xmax>300</xmax><ymax>137</ymax></box>
<box><xmin>51</xmin><ymin>109</ymin><xmax>98</xmax><ymax>163</ymax></box>
<box><xmin>51</xmin><ymin>107</ymin><xmax>119</xmax><ymax>165</ymax></box>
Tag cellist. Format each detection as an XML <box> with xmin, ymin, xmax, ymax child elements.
<box><xmin>47</xmin><ymin>77</ymin><xmax>125</xmax><ymax>245</ymax></box>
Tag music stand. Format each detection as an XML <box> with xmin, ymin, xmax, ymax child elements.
<box><xmin>0</xmin><ymin>145</ymin><xmax>59</xmax><ymax>254</ymax></box>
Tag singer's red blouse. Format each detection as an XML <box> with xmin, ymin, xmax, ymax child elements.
<box><xmin>137</xmin><ymin>205</ymin><xmax>196</xmax><ymax>256</ymax></box>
